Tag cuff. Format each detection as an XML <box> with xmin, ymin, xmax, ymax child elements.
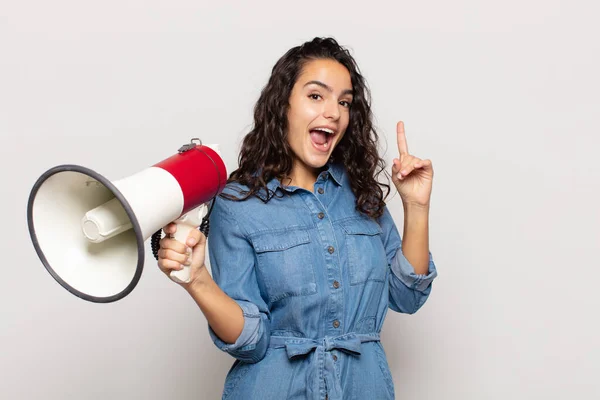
<box><xmin>390</xmin><ymin>249</ymin><xmax>438</xmax><ymax>292</ymax></box>
<box><xmin>208</xmin><ymin>300</ymin><xmax>262</xmax><ymax>354</ymax></box>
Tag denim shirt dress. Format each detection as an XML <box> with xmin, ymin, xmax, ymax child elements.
<box><xmin>206</xmin><ymin>162</ymin><xmax>437</xmax><ymax>400</ymax></box>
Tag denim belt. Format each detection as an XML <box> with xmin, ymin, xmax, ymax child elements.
<box><xmin>269</xmin><ymin>332</ymin><xmax>380</xmax><ymax>400</ymax></box>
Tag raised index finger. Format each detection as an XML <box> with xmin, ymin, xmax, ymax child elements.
<box><xmin>397</xmin><ymin>121</ymin><xmax>409</xmax><ymax>155</ymax></box>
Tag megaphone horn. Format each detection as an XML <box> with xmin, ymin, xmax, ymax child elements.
<box><xmin>27</xmin><ymin>138</ymin><xmax>227</xmax><ymax>303</ymax></box>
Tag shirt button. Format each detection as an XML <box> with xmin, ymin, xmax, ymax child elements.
<box><xmin>332</xmin><ymin>354</ymin><xmax>338</xmax><ymax>361</ymax></box>
<box><xmin>333</xmin><ymin>280</ymin><xmax>340</xmax><ymax>289</ymax></box>
<box><xmin>328</xmin><ymin>246</ymin><xmax>335</xmax><ymax>254</ymax></box>
<box><xmin>318</xmin><ymin>212</ymin><xmax>325</xmax><ymax>219</ymax></box>
<box><xmin>323</xmin><ymin>172</ymin><xmax>329</xmax><ymax>179</ymax></box>
<box><xmin>318</xmin><ymin>188</ymin><xmax>324</xmax><ymax>194</ymax></box>
<box><xmin>333</xmin><ymin>320</ymin><xmax>340</xmax><ymax>328</ymax></box>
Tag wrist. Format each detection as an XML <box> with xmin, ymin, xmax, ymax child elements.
<box><xmin>184</xmin><ymin>265</ymin><xmax>213</xmax><ymax>294</ymax></box>
<box><xmin>403</xmin><ymin>202</ymin><xmax>430</xmax><ymax>231</ymax></box>
<box><xmin>403</xmin><ymin>201</ymin><xmax>430</xmax><ymax>213</ymax></box>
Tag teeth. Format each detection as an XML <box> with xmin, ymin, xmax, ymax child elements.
<box><xmin>314</xmin><ymin>127</ymin><xmax>334</xmax><ymax>135</ymax></box>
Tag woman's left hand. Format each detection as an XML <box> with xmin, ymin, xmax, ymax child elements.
<box><xmin>391</xmin><ymin>121</ymin><xmax>434</xmax><ymax>208</ymax></box>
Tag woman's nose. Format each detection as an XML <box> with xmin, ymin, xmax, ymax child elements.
<box><xmin>323</xmin><ymin>100</ymin><xmax>340</xmax><ymax>120</ymax></box>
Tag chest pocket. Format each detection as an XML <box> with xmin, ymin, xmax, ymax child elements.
<box><xmin>250</xmin><ymin>228</ymin><xmax>317</xmax><ymax>303</ymax></box>
<box><xmin>341</xmin><ymin>217</ymin><xmax>387</xmax><ymax>285</ymax></box>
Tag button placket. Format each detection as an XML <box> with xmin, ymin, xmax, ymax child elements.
<box><xmin>300</xmin><ymin>190</ymin><xmax>344</xmax><ymax>339</ymax></box>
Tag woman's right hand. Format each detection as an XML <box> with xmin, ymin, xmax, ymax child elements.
<box><xmin>157</xmin><ymin>222</ymin><xmax>207</xmax><ymax>288</ymax></box>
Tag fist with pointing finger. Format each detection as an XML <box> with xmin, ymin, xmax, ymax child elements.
<box><xmin>391</xmin><ymin>121</ymin><xmax>434</xmax><ymax>208</ymax></box>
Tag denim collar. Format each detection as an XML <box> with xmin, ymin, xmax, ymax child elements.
<box><xmin>265</xmin><ymin>162</ymin><xmax>344</xmax><ymax>193</ymax></box>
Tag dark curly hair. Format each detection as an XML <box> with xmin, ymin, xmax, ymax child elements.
<box><xmin>223</xmin><ymin>37</ymin><xmax>390</xmax><ymax>219</ymax></box>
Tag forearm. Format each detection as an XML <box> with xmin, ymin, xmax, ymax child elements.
<box><xmin>185</xmin><ymin>267</ymin><xmax>245</xmax><ymax>344</ymax></box>
<box><xmin>401</xmin><ymin>203</ymin><xmax>430</xmax><ymax>275</ymax></box>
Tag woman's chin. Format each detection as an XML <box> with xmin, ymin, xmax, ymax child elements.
<box><xmin>291</xmin><ymin>144</ymin><xmax>334</xmax><ymax>173</ymax></box>
<box><xmin>307</xmin><ymin>144</ymin><xmax>334</xmax><ymax>163</ymax></box>
<box><xmin>305</xmin><ymin>153</ymin><xmax>331</xmax><ymax>169</ymax></box>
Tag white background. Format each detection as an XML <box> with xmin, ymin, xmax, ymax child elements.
<box><xmin>1</xmin><ymin>1</ymin><xmax>599</xmax><ymax>399</ymax></box>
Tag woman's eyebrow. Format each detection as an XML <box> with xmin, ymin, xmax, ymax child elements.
<box><xmin>303</xmin><ymin>80</ymin><xmax>354</xmax><ymax>96</ymax></box>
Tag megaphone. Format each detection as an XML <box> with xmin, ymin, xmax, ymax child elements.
<box><xmin>27</xmin><ymin>138</ymin><xmax>227</xmax><ymax>303</ymax></box>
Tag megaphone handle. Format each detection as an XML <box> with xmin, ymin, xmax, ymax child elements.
<box><xmin>170</xmin><ymin>222</ymin><xmax>198</xmax><ymax>283</ymax></box>
<box><xmin>169</xmin><ymin>221</ymin><xmax>198</xmax><ymax>284</ymax></box>
<box><xmin>165</xmin><ymin>203</ymin><xmax>209</xmax><ymax>284</ymax></box>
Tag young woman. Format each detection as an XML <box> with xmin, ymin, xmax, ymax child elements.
<box><xmin>157</xmin><ymin>37</ymin><xmax>437</xmax><ymax>400</ymax></box>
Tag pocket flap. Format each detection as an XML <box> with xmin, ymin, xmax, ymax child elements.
<box><xmin>340</xmin><ymin>218</ymin><xmax>383</xmax><ymax>236</ymax></box>
<box><xmin>251</xmin><ymin>229</ymin><xmax>311</xmax><ymax>252</ymax></box>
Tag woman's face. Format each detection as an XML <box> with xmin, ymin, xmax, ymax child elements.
<box><xmin>286</xmin><ymin>58</ymin><xmax>353</xmax><ymax>180</ymax></box>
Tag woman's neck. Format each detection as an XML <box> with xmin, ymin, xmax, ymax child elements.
<box><xmin>286</xmin><ymin>161</ymin><xmax>325</xmax><ymax>192</ymax></box>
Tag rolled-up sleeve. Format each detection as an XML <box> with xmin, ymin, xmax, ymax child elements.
<box><xmin>206</xmin><ymin>195</ymin><xmax>271</xmax><ymax>363</ymax></box>
<box><xmin>378</xmin><ymin>206</ymin><xmax>438</xmax><ymax>314</ymax></box>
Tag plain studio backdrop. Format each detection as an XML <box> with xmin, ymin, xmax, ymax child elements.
<box><xmin>1</xmin><ymin>1</ymin><xmax>598</xmax><ymax>399</ymax></box>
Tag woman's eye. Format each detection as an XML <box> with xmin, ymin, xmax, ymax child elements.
<box><xmin>340</xmin><ymin>100</ymin><xmax>352</xmax><ymax>108</ymax></box>
<box><xmin>309</xmin><ymin>94</ymin><xmax>321</xmax><ymax>100</ymax></box>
